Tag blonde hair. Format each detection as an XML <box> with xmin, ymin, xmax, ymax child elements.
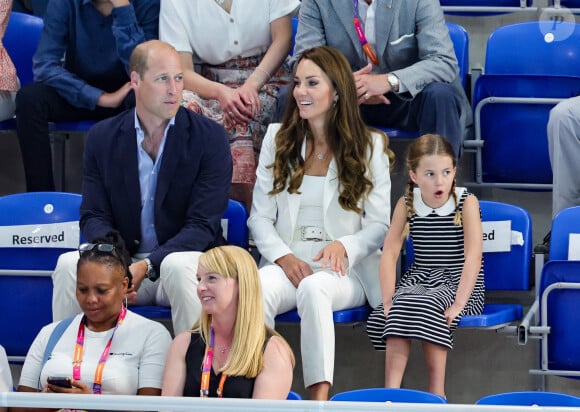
<box><xmin>404</xmin><ymin>134</ymin><xmax>460</xmax><ymax>237</ymax></box>
<box><xmin>192</xmin><ymin>246</ymin><xmax>294</xmax><ymax>378</ymax></box>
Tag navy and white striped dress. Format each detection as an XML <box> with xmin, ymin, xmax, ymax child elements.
<box><xmin>366</xmin><ymin>187</ymin><xmax>485</xmax><ymax>350</ymax></box>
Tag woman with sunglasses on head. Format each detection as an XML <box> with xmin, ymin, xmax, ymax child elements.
<box><xmin>15</xmin><ymin>231</ymin><xmax>171</xmax><ymax>408</ymax></box>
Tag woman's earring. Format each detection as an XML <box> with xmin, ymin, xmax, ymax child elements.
<box><xmin>333</xmin><ymin>99</ymin><xmax>338</xmax><ymax>108</ymax></box>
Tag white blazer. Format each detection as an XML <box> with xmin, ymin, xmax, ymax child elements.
<box><xmin>248</xmin><ymin>123</ymin><xmax>392</xmax><ymax>307</ymax></box>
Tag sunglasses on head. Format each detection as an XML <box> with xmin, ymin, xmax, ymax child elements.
<box><xmin>78</xmin><ymin>242</ymin><xmax>116</xmax><ymax>257</ymax></box>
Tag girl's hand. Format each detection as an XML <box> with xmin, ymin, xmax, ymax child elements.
<box><xmin>382</xmin><ymin>301</ymin><xmax>392</xmax><ymax>319</ymax></box>
<box><xmin>216</xmin><ymin>85</ymin><xmax>253</xmax><ymax>125</ymax></box>
<box><xmin>444</xmin><ymin>303</ymin><xmax>464</xmax><ymax>327</ymax></box>
<box><xmin>275</xmin><ymin>254</ymin><xmax>314</xmax><ymax>288</ymax></box>
<box><xmin>313</xmin><ymin>241</ymin><xmax>347</xmax><ymax>275</ymax></box>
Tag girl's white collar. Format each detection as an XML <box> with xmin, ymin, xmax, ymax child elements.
<box><xmin>413</xmin><ymin>187</ymin><xmax>466</xmax><ymax>216</ymax></box>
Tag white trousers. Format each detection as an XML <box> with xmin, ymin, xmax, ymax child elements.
<box><xmin>51</xmin><ymin>250</ymin><xmax>202</xmax><ymax>334</ymax></box>
<box><xmin>260</xmin><ymin>263</ymin><xmax>366</xmax><ymax>388</ymax></box>
<box><xmin>548</xmin><ymin>96</ymin><xmax>580</xmax><ymax>218</ymax></box>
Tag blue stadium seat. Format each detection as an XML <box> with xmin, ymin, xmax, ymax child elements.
<box><xmin>330</xmin><ymin>387</ymin><xmax>447</xmax><ymax>403</ymax></box>
<box><xmin>476</xmin><ymin>390</ymin><xmax>580</xmax><ymax>406</ymax></box>
<box><xmin>440</xmin><ymin>0</ymin><xmax>534</xmax><ymax>15</ymax></box>
<box><xmin>405</xmin><ymin>200</ymin><xmax>531</xmax><ymax>328</ymax></box>
<box><xmin>0</xmin><ymin>192</ymin><xmax>81</xmax><ymax>360</ymax></box>
<box><xmin>520</xmin><ymin>208</ymin><xmax>580</xmax><ymax>384</ymax></box>
<box><xmin>527</xmin><ymin>261</ymin><xmax>580</xmax><ymax>381</ymax></box>
<box><xmin>131</xmin><ymin>199</ymin><xmax>249</xmax><ymax>320</ymax></box>
<box><xmin>275</xmin><ymin>304</ymin><xmax>371</xmax><ymax>324</ymax></box>
<box><xmin>287</xmin><ymin>390</ymin><xmax>302</xmax><ymax>400</ymax></box>
<box><xmin>548</xmin><ymin>206</ymin><xmax>580</xmax><ymax>261</ymax></box>
<box><xmin>465</xmin><ymin>21</ymin><xmax>580</xmax><ymax>189</ymax></box>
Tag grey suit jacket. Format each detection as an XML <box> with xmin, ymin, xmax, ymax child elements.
<box><xmin>293</xmin><ymin>0</ymin><xmax>467</xmax><ymax>103</ymax></box>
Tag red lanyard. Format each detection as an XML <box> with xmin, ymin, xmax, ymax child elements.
<box><xmin>200</xmin><ymin>326</ymin><xmax>227</xmax><ymax>398</ymax></box>
<box><xmin>72</xmin><ymin>305</ymin><xmax>127</xmax><ymax>394</ymax></box>
<box><xmin>353</xmin><ymin>0</ymin><xmax>379</xmax><ymax>66</ymax></box>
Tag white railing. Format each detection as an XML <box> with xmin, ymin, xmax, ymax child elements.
<box><xmin>2</xmin><ymin>392</ymin><xmax>580</xmax><ymax>412</ymax></box>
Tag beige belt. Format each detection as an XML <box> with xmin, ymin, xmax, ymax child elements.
<box><xmin>295</xmin><ymin>226</ymin><xmax>331</xmax><ymax>242</ymax></box>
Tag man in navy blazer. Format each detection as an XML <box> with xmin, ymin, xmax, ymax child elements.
<box><xmin>292</xmin><ymin>0</ymin><xmax>471</xmax><ymax>157</ymax></box>
<box><xmin>51</xmin><ymin>40</ymin><xmax>232</xmax><ymax>334</ymax></box>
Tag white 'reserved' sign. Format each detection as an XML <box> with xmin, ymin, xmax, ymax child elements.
<box><xmin>0</xmin><ymin>221</ymin><xmax>80</xmax><ymax>248</ymax></box>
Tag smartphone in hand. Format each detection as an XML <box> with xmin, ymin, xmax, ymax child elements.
<box><xmin>47</xmin><ymin>376</ymin><xmax>72</xmax><ymax>388</ymax></box>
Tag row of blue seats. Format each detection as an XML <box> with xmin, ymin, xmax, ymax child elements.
<box><xmin>3</xmin><ymin>198</ymin><xmax>580</xmax><ymax>395</ymax></box>
<box><xmin>0</xmin><ymin>192</ymin><xmax>532</xmax><ymax>359</ymax></box>
<box><xmin>330</xmin><ymin>387</ymin><xmax>580</xmax><ymax>406</ymax></box>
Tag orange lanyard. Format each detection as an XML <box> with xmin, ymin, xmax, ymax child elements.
<box><xmin>72</xmin><ymin>305</ymin><xmax>127</xmax><ymax>394</ymax></box>
<box><xmin>353</xmin><ymin>0</ymin><xmax>379</xmax><ymax>66</ymax></box>
<box><xmin>200</xmin><ymin>326</ymin><xmax>227</xmax><ymax>398</ymax></box>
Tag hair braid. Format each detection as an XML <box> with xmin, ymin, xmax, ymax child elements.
<box><xmin>403</xmin><ymin>180</ymin><xmax>415</xmax><ymax>238</ymax></box>
<box><xmin>451</xmin><ymin>177</ymin><xmax>462</xmax><ymax>226</ymax></box>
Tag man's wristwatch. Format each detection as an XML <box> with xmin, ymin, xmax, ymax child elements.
<box><xmin>387</xmin><ymin>73</ymin><xmax>400</xmax><ymax>93</ymax></box>
<box><xmin>144</xmin><ymin>258</ymin><xmax>157</xmax><ymax>281</ymax></box>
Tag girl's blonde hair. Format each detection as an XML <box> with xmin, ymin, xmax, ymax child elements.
<box><xmin>404</xmin><ymin>134</ymin><xmax>460</xmax><ymax>237</ymax></box>
<box><xmin>192</xmin><ymin>246</ymin><xmax>294</xmax><ymax>378</ymax></box>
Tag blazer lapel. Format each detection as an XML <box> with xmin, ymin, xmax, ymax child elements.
<box><xmin>336</xmin><ymin>1</ymin><xmax>365</xmax><ymax>63</ymax></box>
<box><xmin>156</xmin><ymin>117</ymin><xmax>183</xmax><ymax>207</ymax></box>
<box><xmin>286</xmin><ymin>139</ymin><xmax>307</xmax><ymax>232</ymax></box>
<box><xmin>323</xmin><ymin>158</ymin><xmax>339</xmax><ymax>223</ymax></box>
<box><xmin>375</xmin><ymin>0</ymin><xmax>396</xmax><ymax>69</ymax></box>
<box><xmin>118</xmin><ymin>115</ymin><xmax>141</xmax><ymax>215</ymax></box>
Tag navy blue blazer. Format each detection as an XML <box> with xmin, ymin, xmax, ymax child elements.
<box><xmin>80</xmin><ymin>107</ymin><xmax>232</xmax><ymax>274</ymax></box>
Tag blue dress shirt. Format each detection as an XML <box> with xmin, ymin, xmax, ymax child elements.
<box><xmin>32</xmin><ymin>0</ymin><xmax>159</xmax><ymax>110</ymax></box>
<box><xmin>135</xmin><ymin>110</ymin><xmax>175</xmax><ymax>254</ymax></box>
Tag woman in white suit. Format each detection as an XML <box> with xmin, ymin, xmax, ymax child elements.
<box><xmin>248</xmin><ymin>46</ymin><xmax>393</xmax><ymax>400</ymax></box>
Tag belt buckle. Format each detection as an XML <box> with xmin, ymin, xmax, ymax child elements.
<box><xmin>301</xmin><ymin>226</ymin><xmax>323</xmax><ymax>242</ymax></box>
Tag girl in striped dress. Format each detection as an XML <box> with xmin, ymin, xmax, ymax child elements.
<box><xmin>366</xmin><ymin>134</ymin><xmax>485</xmax><ymax>399</ymax></box>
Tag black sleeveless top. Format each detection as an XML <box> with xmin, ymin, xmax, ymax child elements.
<box><xmin>183</xmin><ymin>332</ymin><xmax>256</xmax><ymax>398</ymax></box>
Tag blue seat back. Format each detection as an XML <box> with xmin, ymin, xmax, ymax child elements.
<box><xmin>330</xmin><ymin>387</ymin><xmax>447</xmax><ymax>403</ymax></box>
<box><xmin>221</xmin><ymin>199</ymin><xmax>249</xmax><ymax>249</ymax></box>
<box><xmin>549</xmin><ymin>206</ymin><xmax>580</xmax><ymax>261</ymax></box>
<box><xmin>446</xmin><ymin>21</ymin><xmax>469</xmax><ymax>89</ymax></box>
<box><xmin>0</xmin><ymin>192</ymin><xmax>81</xmax><ymax>357</ymax></box>
<box><xmin>4</xmin><ymin>12</ymin><xmax>43</xmax><ymax>86</ymax></box>
<box><xmin>290</xmin><ymin>17</ymin><xmax>298</xmax><ymax>57</ymax></box>
<box><xmin>477</xmin><ymin>390</ymin><xmax>580</xmax><ymax>406</ymax></box>
<box><xmin>470</xmin><ymin>21</ymin><xmax>580</xmax><ymax>186</ymax></box>
<box><xmin>473</xmin><ymin>75</ymin><xmax>580</xmax><ymax>184</ymax></box>
<box><xmin>539</xmin><ymin>260</ymin><xmax>580</xmax><ymax>372</ymax></box>
<box><xmin>406</xmin><ymin>200</ymin><xmax>532</xmax><ymax>291</ymax></box>
<box><xmin>485</xmin><ymin>22</ymin><xmax>580</xmax><ymax>76</ymax></box>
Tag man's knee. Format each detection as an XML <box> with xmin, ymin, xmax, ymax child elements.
<box><xmin>159</xmin><ymin>251</ymin><xmax>201</xmax><ymax>281</ymax></box>
<box><xmin>15</xmin><ymin>83</ymin><xmax>49</xmax><ymax>116</ymax></box>
<box><xmin>420</xmin><ymin>83</ymin><xmax>462</xmax><ymax>109</ymax></box>
<box><xmin>549</xmin><ymin>99</ymin><xmax>577</xmax><ymax>127</ymax></box>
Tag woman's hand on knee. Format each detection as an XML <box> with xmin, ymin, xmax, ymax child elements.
<box><xmin>313</xmin><ymin>241</ymin><xmax>347</xmax><ymax>275</ymax></box>
<box><xmin>275</xmin><ymin>254</ymin><xmax>313</xmax><ymax>288</ymax></box>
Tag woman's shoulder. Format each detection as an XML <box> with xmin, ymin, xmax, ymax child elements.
<box><xmin>264</xmin><ymin>335</ymin><xmax>293</xmax><ymax>363</ymax></box>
